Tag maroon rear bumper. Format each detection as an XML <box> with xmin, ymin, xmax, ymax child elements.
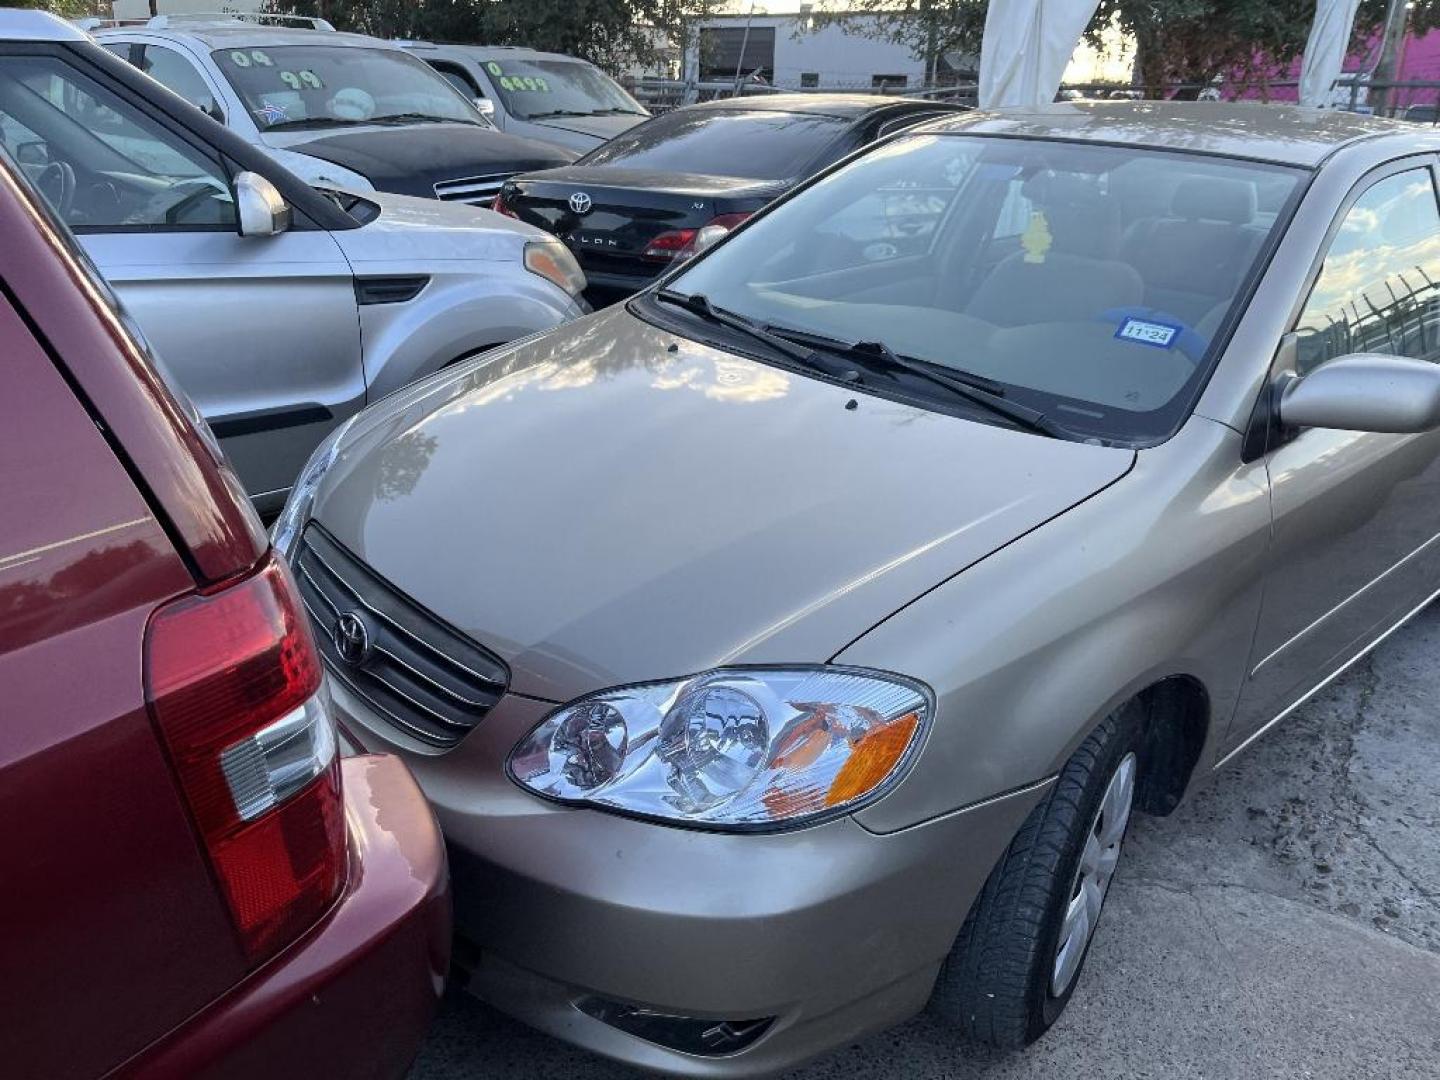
<box><xmin>117</xmin><ymin>754</ymin><xmax>450</xmax><ymax>1080</ymax></box>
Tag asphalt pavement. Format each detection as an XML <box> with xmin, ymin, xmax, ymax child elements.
<box><xmin>413</xmin><ymin>604</ymin><xmax>1440</xmax><ymax>1080</ymax></box>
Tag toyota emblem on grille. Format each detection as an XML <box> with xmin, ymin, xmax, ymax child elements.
<box><xmin>333</xmin><ymin>611</ymin><xmax>372</xmax><ymax>666</ymax></box>
<box><xmin>568</xmin><ymin>191</ymin><xmax>593</xmax><ymax>214</ymax></box>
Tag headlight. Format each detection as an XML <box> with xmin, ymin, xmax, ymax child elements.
<box><xmin>270</xmin><ymin>415</ymin><xmax>356</xmax><ymax>561</ymax></box>
<box><xmin>524</xmin><ymin>238</ymin><xmax>586</xmax><ymax>297</ymax></box>
<box><xmin>508</xmin><ymin>667</ymin><xmax>931</xmax><ymax>830</ymax></box>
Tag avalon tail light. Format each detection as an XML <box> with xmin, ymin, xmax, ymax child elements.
<box><xmin>669</xmin><ymin>212</ymin><xmax>755</xmax><ymax>264</ymax></box>
<box><xmin>643</xmin><ymin>227</ymin><xmax>697</xmax><ymax>262</ymax></box>
<box><xmin>145</xmin><ymin>555</ymin><xmax>345</xmax><ymax>962</ymax></box>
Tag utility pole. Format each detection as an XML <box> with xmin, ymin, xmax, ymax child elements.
<box><xmin>922</xmin><ymin>0</ymin><xmax>939</xmax><ymax>90</ymax></box>
<box><xmin>1371</xmin><ymin>0</ymin><xmax>1410</xmax><ymax>116</ymax></box>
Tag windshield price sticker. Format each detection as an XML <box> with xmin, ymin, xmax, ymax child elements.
<box><xmin>498</xmin><ymin>75</ymin><xmax>550</xmax><ymax>92</ymax></box>
<box><xmin>1115</xmin><ymin>317</ymin><xmax>1180</xmax><ymax>349</ymax></box>
<box><xmin>279</xmin><ymin>70</ymin><xmax>324</xmax><ymax>90</ymax></box>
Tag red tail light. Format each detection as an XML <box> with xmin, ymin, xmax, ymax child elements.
<box><xmin>643</xmin><ymin>227</ymin><xmax>697</xmax><ymax>262</ymax></box>
<box><xmin>645</xmin><ymin>212</ymin><xmax>752</xmax><ymax>263</ymax></box>
<box><xmin>492</xmin><ymin>191</ymin><xmax>518</xmax><ymax>218</ymax></box>
<box><xmin>145</xmin><ymin>556</ymin><xmax>345</xmax><ymax>962</ymax></box>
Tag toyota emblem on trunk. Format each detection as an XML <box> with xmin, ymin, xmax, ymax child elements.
<box><xmin>333</xmin><ymin>610</ymin><xmax>372</xmax><ymax>666</ymax></box>
<box><xmin>568</xmin><ymin>191</ymin><xmax>593</xmax><ymax>214</ymax></box>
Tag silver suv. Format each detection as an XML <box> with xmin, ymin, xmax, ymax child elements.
<box><xmin>90</xmin><ymin>14</ymin><xmax>574</xmax><ymax>205</ymax></box>
<box><xmin>0</xmin><ymin>11</ymin><xmax>586</xmax><ymax>512</ymax></box>
<box><xmin>397</xmin><ymin>43</ymin><xmax>649</xmax><ymax>153</ymax></box>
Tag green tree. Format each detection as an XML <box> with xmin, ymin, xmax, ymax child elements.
<box><xmin>9</xmin><ymin>0</ymin><xmax>110</xmax><ymax>19</ymax></box>
<box><xmin>810</xmin><ymin>0</ymin><xmax>1440</xmax><ymax>96</ymax></box>
<box><xmin>271</xmin><ymin>0</ymin><xmax>717</xmax><ymax>74</ymax></box>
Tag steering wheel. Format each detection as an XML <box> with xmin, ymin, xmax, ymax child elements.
<box><xmin>36</xmin><ymin>160</ymin><xmax>76</xmax><ymax>219</ymax></box>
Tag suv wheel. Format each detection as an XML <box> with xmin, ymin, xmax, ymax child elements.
<box><xmin>930</xmin><ymin>703</ymin><xmax>1142</xmax><ymax>1048</ymax></box>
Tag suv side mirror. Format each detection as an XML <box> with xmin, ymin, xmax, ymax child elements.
<box><xmin>1278</xmin><ymin>354</ymin><xmax>1440</xmax><ymax>433</ymax></box>
<box><xmin>234</xmin><ymin>171</ymin><xmax>291</xmax><ymax>238</ymax></box>
<box><xmin>15</xmin><ymin>140</ymin><xmax>49</xmax><ymax>166</ymax></box>
<box><xmin>474</xmin><ymin>97</ymin><xmax>495</xmax><ymax>117</ymax></box>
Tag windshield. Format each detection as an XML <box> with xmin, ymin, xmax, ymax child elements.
<box><xmin>579</xmin><ymin>109</ymin><xmax>848</xmax><ymax>180</ymax></box>
<box><xmin>215</xmin><ymin>45</ymin><xmax>480</xmax><ymax>130</ymax></box>
<box><xmin>478</xmin><ymin>57</ymin><xmax>644</xmax><ymax>120</ymax></box>
<box><xmin>664</xmin><ymin>134</ymin><xmax>1303</xmax><ymax>443</ymax></box>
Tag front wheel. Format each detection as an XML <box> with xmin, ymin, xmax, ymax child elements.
<box><xmin>930</xmin><ymin>703</ymin><xmax>1142</xmax><ymax>1048</ymax></box>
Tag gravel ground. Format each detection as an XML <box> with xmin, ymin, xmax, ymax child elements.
<box><xmin>413</xmin><ymin>603</ymin><xmax>1440</xmax><ymax>1080</ymax></box>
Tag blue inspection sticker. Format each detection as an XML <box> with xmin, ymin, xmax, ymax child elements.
<box><xmin>1115</xmin><ymin>317</ymin><xmax>1181</xmax><ymax>349</ymax></box>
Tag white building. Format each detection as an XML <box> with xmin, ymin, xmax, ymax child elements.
<box><xmin>683</xmin><ymin>10</ymin><xmax>961</xmax><ymax>92</ymax></box>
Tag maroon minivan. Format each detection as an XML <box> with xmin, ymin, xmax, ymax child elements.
<box><xmin>0</xmin><ymin>149</ymin><xmax>448</xmax><ymax>1075</ymax></box>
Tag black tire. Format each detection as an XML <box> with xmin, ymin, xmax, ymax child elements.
<box><xmin>930</xmin><ymin>700</ymin><xmax>1144</xmax><ymax>1049</ymax></box>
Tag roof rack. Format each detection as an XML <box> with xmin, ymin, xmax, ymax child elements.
<box><xmin>142</xmin><ymin>13</ymin><xmax>337</xmax><ymax>31</ymax></box>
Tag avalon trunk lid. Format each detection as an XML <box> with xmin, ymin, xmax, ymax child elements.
<box><xmin>309</xmin><ymin>305</ymin><xmax>1135</xmax><ymax>706</ymax></box>
<box><xmin>501</xmin><ymin>167</ymin><xmax>784</xmax><ymax>280</ymax></box>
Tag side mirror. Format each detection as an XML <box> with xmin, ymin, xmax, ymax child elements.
<box><xmin>1278</xmin><ymin>353</ymin><xmax>1440</xmax><ymax>433</ymax></box>
<box><xmin>234</xmin><ymin>170</ymin><xmax>291</xmax><ymax>238</ymax></box>
<box><xmin>474</xmin><ymin>97</ymin><xmax>496</xmax><ymax>118</ymax></box>
<box><xmin>15</xmin><ymin>140</ymin><xmax>48</xmax><ymax>166</ymax></box>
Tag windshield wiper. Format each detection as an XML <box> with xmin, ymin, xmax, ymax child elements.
<box><xmin>765</xmin><ymin>324</ymin><xmax>1071</xmax><ymax>439</ymax></box>
<box><xmin>264</xmin><ymin>116</ymin><xmax>366</xmax><ymax>131</ymax></box>
<box><xmin>654</xmin><ymin>290</ymin><xmax>864</xmax><ymax>381</ymax></box>
<box><xmin>368</xmin><ymin>112</ymin><xmax>474</xmax><ymax>126</ymax></box>
<box><xmin>525</xmin><ymin>109</ymin><xmax>598</xmax><ymax>120</ymax></box>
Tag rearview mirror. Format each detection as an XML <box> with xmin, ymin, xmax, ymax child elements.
<box><xmin>234</xmin><ymin>170</ymin><xmax>291</xmax><ymax>238</ymax></box>
<box><xmin>1278</xmin><ymin>354</ymin><xmax>1440</xmax><ymax>433</ymax></box>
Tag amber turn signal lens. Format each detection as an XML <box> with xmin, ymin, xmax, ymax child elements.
<box><xmin>825</xmin><ymin>712</ymin><xmax>921</xmax><ymax>807</ymax></box>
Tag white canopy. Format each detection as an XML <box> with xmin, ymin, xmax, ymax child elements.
<box><xmin>978</xmin><ymin>0</ymin><xmax>1102</xmax><ymax>110</ymax></box>
<box><xmin>1299</xmin><ymin>0</ymin><xmax>1362</xmax><ymax>107</ymax></box>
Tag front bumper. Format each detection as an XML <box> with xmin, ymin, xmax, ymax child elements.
<box><xmin>334</xmin><ymin>686</ymin><xmax>1047</xmax><ymax>1077</ymax></box>
<box><xmin>121</xmin><ymin>754</ymin><xmax>450</xmax><ymax>1079</ymax></box>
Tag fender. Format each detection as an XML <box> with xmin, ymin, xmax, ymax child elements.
<box><xmin>839</xmin><ymin>417</ymin><xmax>1272</xmax><ymax>833</ymax></box>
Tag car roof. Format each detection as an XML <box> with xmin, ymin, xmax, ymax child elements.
<box><xmin>917</xmin><ymin>101</ymin><xmax>1438</xmax><ymax>167</ymax></box>
<box><xmin>0</xmin><ymin>8</ymin><xmax>89</xmax><ymax>42</ymax></box>
<box><xmin>691</xmin><ymin>93</ymin><xmax>946</xmax><ymax>120</ymax></box>
<box><xmin>396</xmin><ymin>42</ymin><xmax>597</xmax><ymax>66</ymax></box>
<box><xmin>91</xmin><ymin>19</ymin><xmax>390</xmax><ymax>51</ymax></box>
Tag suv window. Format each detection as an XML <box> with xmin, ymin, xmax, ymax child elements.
<box><xmin>1294</xmin><ymin>167</ymin><xmax>1440</xmax><ymax>374</ymax></box>
<box><xmin>141</xmin><ymin>44</ymin><xmax>223</xmax><ymax>120</ymax></box>
<box><xmin>0</xmin><ymin>54</ymin><xmax>235</xmax><ymax>231</ymax></box>
<box><xmin>430</xmin><ymin>60</ymin><xmax>482</xmax><ymax>99</ymax></box>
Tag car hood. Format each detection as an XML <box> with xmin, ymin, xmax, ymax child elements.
<box><xmin>267</xmin><ymin>123</ymin><xmax>575</xmax><ymax>198</ymax></box>
<box><xmin>311</xmin><ymin>306</ymin><xmax>1134</xmax><ymax>702</ymax></box>
<box><xmin>327</xmin><ymin>188</ymin><xmax>542</xmax><ymax>265</ymax></box>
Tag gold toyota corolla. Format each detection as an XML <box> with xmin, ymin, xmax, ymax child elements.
<box><xmin>275</xmin><ymin>103</ymin><xmax>1440</xmax><ymax>1074</ymax></box>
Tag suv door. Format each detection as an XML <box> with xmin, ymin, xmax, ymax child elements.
<box><xmin>1228</xmin><ymin>160</ymin><xmax>1440</xmax><ymax>751</ymax></box>
<box><xmin>0</xmin><ymin>45</ymin><xmax>363</xmax><ymax>510</ymax></box>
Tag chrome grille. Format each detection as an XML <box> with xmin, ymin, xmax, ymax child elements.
<box><xmin>432</xmin><ymin>172</ymin><xmax>513</xmax><ymax>204</ymax></box>
<box><xmin>294</xmin><ymin>525</ymin><xmax>508</xmax><ymax>747</ymax></box>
